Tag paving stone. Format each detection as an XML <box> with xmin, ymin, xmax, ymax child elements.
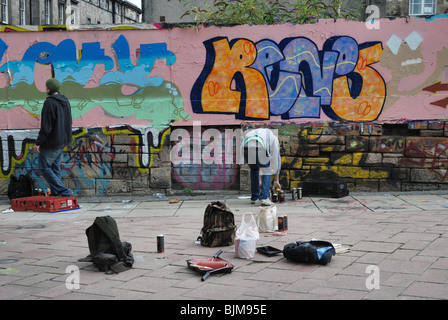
<box><xmin>382</xmin><ymin>273</ymin><xmax>419</xmax><ymax>287</ymax></box>
<box><xmin>324</xmin><ymin>274</ymin><xmax>370</xmax><ymax>291</ymax></box>
<box><xmin>402</xmin><ymin>281</ymin><xmax>448</xmax><ymax>299</ymax></box>
<box><xmin>351</xmin><ymin>241</ymin><xmax>402</xmax><ymax>253</ymax></box>
<box><xmin>378</xmin><ymin>259</ymin><xmax>433</xmax><ymax>275</ymax></box>
<box><xmin>0</xmin><ymin>192</ymin><xmax>447</xmax><ymax>300</ymax></box>
<box><xmin>364</xmin><ymin>285</ymin><xmax>404</xmax><ymax>300</ymax></box>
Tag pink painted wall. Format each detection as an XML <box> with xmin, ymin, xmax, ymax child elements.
<box><xmin>172</xmin><ymin>17</ymin><xmax>448</xmax><ymax>126</ymax></box>
<box><xmin>0</xmin><ymin>17</ymin><xmax>447</xmax><ymax>132</ymax></box>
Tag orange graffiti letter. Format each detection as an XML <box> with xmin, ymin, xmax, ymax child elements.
<box><xmin>330</xmin><ymin>42</ymin><xmax>386</xmax><ymax>122</ymax></box>
<box><xmin>200</xmin><ymin>38</ymin><xmax>269</xmax><ymax>119</ymax></box>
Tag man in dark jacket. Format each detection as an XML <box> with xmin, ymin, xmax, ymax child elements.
<box><xmin>33</xmin><ymin>78</ymin><xmax>73</xmax><ymax>197</ymax></box>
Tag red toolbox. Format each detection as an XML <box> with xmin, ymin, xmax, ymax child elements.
<box><xmin>11</xmin><ymin>196</ymin><xmax>80</xmax><ymax>213</ymax></box>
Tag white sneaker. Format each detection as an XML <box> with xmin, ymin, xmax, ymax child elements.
<box><xmin>251</xmin><ymin>199</ymin><xmax>261</xmax><ymax>205</ymax></box>
<box><xmin>260</xmin><ymin>198</ymin><xmax>274</xmax><ymax>206</ymax></box>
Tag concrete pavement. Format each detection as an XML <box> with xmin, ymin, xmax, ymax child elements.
<box><xmin>0</xmin><ymin>191</ymin><xmax>447</xmax><ymax>301</ymax></box>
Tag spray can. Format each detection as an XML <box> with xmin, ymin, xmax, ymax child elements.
<box><xmin>272</xmin><ymin>188</ymin><xmax>278</xmax><ymax>202</ymax></box>
<box><xmin>292</xmin><ymin>188</ymin><xmax>298</xmax><ymax>200</ymax></box>
<box><xmin>282</xmin><ymin>214</ymin><xmax>288</xmax><ymax>231</ymax></box>
<box><xmin>278</xmin><ymin>216</ymin><xmax>285</xmax><ymax>231</ymax></box>
<box><xmin>279</xmin><ymin>190</ymin><xmax>285</xmax><ymax>203</ymax></box>
<box><xmin>298</xmin><ymin>186</ymin><xmax>303</xmax><ymax>200</ymax></box>
<box><xmin>157</xmin><ymin>234</ymin><xmax>164</xmax><ymax>253</ymax></box>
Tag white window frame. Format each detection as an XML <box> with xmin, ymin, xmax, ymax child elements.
<box><xmin>409</xmin><ymin>0</ymin><xmax>437</xmax><ymax>16</ymax></box>
<box><xmin>58</xmin><ymin>2</ymin><xmax>65</xmax><ymax>25</ymax></box>
<box><xmin>45</xmin><ymin>0</ymin><xmax>51</xmax><ymax>24</ymax></box>
<box><xmin>19</xmin><ymin>0</ymin><xmax>26</xmax><ymax>25</ymax></box>
<box><xmin>1</xmin><ymin>0</ymin><xmax>8</xmax><ymax>24</ymax></box>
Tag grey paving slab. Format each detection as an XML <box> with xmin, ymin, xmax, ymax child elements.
<box><xmin>0</xmin><ymin>191</ymin><xmax>447</xmax><ymax>301</ymax></box>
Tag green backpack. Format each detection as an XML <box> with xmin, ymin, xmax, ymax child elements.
<box><xmin>199</xmin><ymin>201</ymin><xmax>236</xmax><ymax>247</ymax></box>
<box><xmin>79</xmin><ymin>216</ymin><xmax>134</xmax><ymax>274</ymax></box>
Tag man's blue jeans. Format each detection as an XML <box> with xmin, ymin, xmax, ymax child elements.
<box><xmin>244</xmin><ymin>146</ymin><xmax>271</xmax><ymax>201</ymax></box>
<box><xmin>249</xmin><ymin>165</ymin><xmax>271</xmax><ymax>201</ymax></box>
<box><xmin>38</xmin><ymin>147</ymin><xmax>72</xmax><ymax>196</ymax></box>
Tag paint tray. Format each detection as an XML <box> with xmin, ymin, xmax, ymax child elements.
<box><xmin>256</xmin><ymin>246</ymin><xmax>283</xmax><ymax>257</ymax></box>
<box><xmin>186</xmin><ymin>250</ymin><xmax>233</xmax><ymax>281</ymax></box>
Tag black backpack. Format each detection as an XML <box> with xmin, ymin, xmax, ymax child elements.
<box><xmin>283</xmin><ymin>240</ymin><xmax>336</xmax><ymax>265</ymax></box>
<box><xmin>7</xmin><ymin>173</ymin><xmax>34</xmax><ymax>200</ymax></box>
<box><xmin>79</xmin><ymin>216</ymin><xmax>134</xmax><ymax>274</ymax></box>
<box><xmin>198</xmin><ymin>201</ymin><xmax>236</xmax><ymax>247</ymax></box>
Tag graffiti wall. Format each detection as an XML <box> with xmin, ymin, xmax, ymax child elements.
<box><xmin>0</xmin><ymin>17</ymin><xmax>447</xmax><ymax>195</ymax></box>
<box><xmin>183</xmin><ymin>18</ymin><xmax>448</xmax><ymax>124</ymax></box>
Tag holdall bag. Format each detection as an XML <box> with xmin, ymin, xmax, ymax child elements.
<box><xmin>199</xmin><ymin>201</ymin><xmax>236</xmax><ymax>247</ymax></box>
<box><xmin>283</xmin><ymin>240</ymin><xmax>336</xmax><ymax>265</ymax></box>
<box><xmin>79</xmin><ymin>216</ymin><xmax>134</xmax><ymax>274</ymax></box>
<box><xmin>7</xmin><ymin>173</ymin><xmax>34</xmax><ymax>200</ymax></box>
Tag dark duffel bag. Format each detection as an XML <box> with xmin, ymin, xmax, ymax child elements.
<box><xmin>283</xmin><ymin>240</ymin><xmax>336</xmax><ymax>265</ymax></box>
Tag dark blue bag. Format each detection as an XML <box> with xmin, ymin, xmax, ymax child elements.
<box><xmin>283</xmin><ymin>240</ymin><xmax>336</xmax><ymax>265</ymax></box>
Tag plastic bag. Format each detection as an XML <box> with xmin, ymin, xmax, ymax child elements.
<box><xmin>235</xmin><ymin>213</ymin><xmax>259</xmax><ymax>259</ymax></box>
<box><xmin>257</xmin><ymin>205</ymin><xmax>277</xmax><ymax>233</ymax></box>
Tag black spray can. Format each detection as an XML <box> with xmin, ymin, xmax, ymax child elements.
<box><xmin>272</xmin><ymin>188</ymin><xmax>279</xmax><ymax>202</ymax></box>
<box><xmin>283</xmin><ymin>214</ymin><xmax>288</xmax><ymax>231</ymax></box>
<box><xmin>278</xmin><ymin>216</ymin><xmax>284</xmax><ymax>231</ymax></box>
<box><xmin>157</xmin><ymin>234</ymin><xmax>164</xmax><ymax>253</ymax></box>
<box><xmin>279</xmin><ymin>190</ymin><xmax>285</xmax><ymax>203</ymax></box>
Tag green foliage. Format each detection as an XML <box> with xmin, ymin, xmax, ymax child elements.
<box><xmin>287</xmin><ymin>0</ymin><xmax>363</xmax><ymax>24</ymax></box>
<box><xmin>176</xmin><ymin>0</ymin><xmax>364</xmax><ymax>26</ymax></box>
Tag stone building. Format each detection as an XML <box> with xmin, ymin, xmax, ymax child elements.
<box><xmin>0</xmin><ymin>0</ymin><xmax>141</xmax><ymax>26</ymax></box>
<box><xmin>142</xmin><ymin>0</ymin><xmax>448</xmax><ymax>24</ymax></box>
<box><xmin>370</xmin><ymin>0</ymin><xmax>448</xmax><ymax>18</ymax></box>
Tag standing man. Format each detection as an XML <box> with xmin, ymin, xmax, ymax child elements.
<box><xmin>33</xmin><ymin>78</ymin><xmax>73</xmax><ymax>197</ymax></box>
<box><xmin>241</xmin><ymin>128</ymin><xmax>281</xmax><ymax>206</ymax></box>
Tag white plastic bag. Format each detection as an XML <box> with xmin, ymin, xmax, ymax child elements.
<box><xmin>235</xmin><ymin>213</ymin><xmax>259</xmax><ymax>259</ymax></box>
<box><xmin>257</xmin><ymin>205</ymin><xmax>277</xmax><ymax>233</ymax></box>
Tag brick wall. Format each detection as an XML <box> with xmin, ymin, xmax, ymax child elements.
<box><xmin>275</xmin><ymin>121</ymin><xmax>448</xmax><ymax>192</ymax></box>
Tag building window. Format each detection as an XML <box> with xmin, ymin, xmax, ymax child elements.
<box><xmin>19</xmin><ymin>0</ymin><xmax>26</xmax><ymax>25</ymax></box>
<box><xmin>1</xmin><ymin>0</ymin><xmax>8</xmax><ymax>24</ymax></box>
<box><xmin>58</xmin><ymin>3</ymin><xmax>65</xmax><ymax>25</ymax></box>
<box><xmin>409</xmin><ymin>0</ymin><xmax>437</xmax><ymax>15</ymax></box>
<box><xmin>45</xmin><ymin>0</ymin><xmax>51</xmax><ymax>24</ymax></box>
